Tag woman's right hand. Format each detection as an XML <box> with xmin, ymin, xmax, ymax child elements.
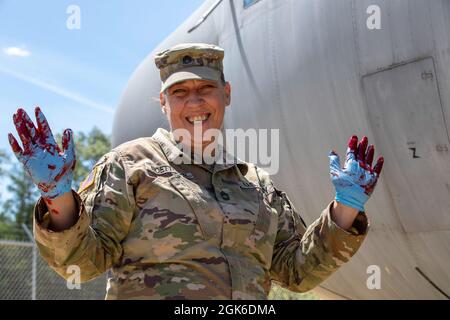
<box><xmin>8</xmin><ymin>107</ymin><xmax>76</xmax><ymax>199</ymax></box>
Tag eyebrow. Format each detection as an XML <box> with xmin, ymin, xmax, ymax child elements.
<box><xmin>170</xmin><ymin>81</ymin><xmax>217</xmax><ymax>90</ymax></box>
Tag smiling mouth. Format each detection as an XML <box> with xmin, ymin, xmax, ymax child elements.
<box><xmin>186</xmin><ymin>113</ymin><xmax>211</xmax><ymax>125</ymax></box>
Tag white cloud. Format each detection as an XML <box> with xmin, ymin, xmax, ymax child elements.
<box><xmin>0</xmin><ymin>66</ymin><xmax>114</xmax><ymax>114</ymax></box>
<box><xmin>3</xmin><ymin>46</ymin><xmax>31</xmax><ymax>57</ymax></box>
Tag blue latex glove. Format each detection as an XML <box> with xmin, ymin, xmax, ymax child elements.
<box><xmin>328</xmin><ymin>135</ymin><xmax>384</xmax><ymax>212</ymax></box>
<box><xmin>8</xmin><ymin>107</ymin><xmax>76</xmax><ymax>199</ymax></box>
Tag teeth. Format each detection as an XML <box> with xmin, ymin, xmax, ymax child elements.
<box><xmin>187</xmin><ymin>114</ymin><xmax>209</xmax><ymax>123</ymax></box>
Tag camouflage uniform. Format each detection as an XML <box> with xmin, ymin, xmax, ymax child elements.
<box><xmin>33</xmin><ymin>43</ymin><xmax>369</xmax><ymax>299</ymax></box>
<box><xmin>34</xmin><ymin>128</ymin><xmax>369</xmax><ymax>300</ymax></box>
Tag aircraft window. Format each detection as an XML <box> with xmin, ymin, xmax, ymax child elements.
<box><xmin>244</xmin><ymin>0</ymin><xmax>261</xmax><ymax>9</ymax></box>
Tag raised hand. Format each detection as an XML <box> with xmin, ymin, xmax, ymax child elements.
<box><xmin>328</xmin><ymin>135</ymin><xmax>384</xmax><ymax>212</ymax></box>
<box><xmin>8</xmin><ymin>107</ymin><xmax>76</xmax><ymax>199</ymax></box>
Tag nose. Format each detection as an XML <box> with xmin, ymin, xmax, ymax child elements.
<box><xmin>185</xmin><ymin>91</ymin><xmax>204</xmax><ymax>108</ymax></box>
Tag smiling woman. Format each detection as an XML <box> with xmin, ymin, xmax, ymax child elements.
<box><xmin>9</xmin><ymin>42</ymin><xmax>383</xmax><ymax>300</ymax></box>
<box><xmin>155</xmin><ymin>44</ymin><xmax>231</xmax><ymax>154</ymax></box>
<box><xmin>161</xmin><ymin>79</ymin><xmax>231</xmax><ymax>150</ymax></box>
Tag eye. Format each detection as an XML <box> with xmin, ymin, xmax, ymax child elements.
<box><xmin>171</xmin><ymin>88</ymin><xmax>187</xmax><ymax>96</ymax></box>
<box><xmin>199</xmin><ymin>84</ymin><xmax>215</xmax><ymax>93</ymax></box>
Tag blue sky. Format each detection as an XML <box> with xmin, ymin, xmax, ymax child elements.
<box><xmin>0</xmin><ymin>0</ymin><xmax>204</xmax><ymax>197</ymax></box>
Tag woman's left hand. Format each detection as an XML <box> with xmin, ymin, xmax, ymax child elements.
<box><xmin>328</xmin><ymin>135</ymin><xmax>384</xmax><ymax>212</ymax></box>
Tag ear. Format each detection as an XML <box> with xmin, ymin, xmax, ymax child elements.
<box><xmin>160</xmin><ymin>91</ymin><xmax>167</xmax><ymax>114</ymax></box>
<box><xmin>224</xmin><ymin>82</ymin><xmax>231</xmax><ymax>107</ymax></box>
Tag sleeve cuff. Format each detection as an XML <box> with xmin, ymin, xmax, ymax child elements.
<box><xmin>323</xmin><ymin>201</ymin><xmax>370</xmax><ymax>238</ymax></box>
<box><xmin>301</xmin><ymin>201</ymin><xmax>371</xmax><ymax>264</ymax></box>
<box><xmin>33</xmin><ymin>190</ymin><xmax>91</xmax><ymax>248</ymax></box>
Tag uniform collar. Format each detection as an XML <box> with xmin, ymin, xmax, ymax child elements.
<box><xmin>152</xmin><ymin>128</ymin><xmax>248</xmax><ymax>176</ymax></box>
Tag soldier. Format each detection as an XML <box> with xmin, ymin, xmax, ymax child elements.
<box><xmin>8</xmin><ymin>43</ymin><xmax>384</xmax><ymax>300</ymax></box>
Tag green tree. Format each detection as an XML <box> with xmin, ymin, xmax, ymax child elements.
<box><xmin>0</xmin><ymin>150</ymin><xmax>17</xmax><ymax>239</ymax></box>
<box><xmin>0</xmin><ymin>149</ymin><xmax>8</xmax><ymax>198</ymax></box>
<box><xmin>0</xmin><ymin>213</ymin><xmax>15</xmax><ymax>239</ymax></box>
<box><xmin>0</xmin><ymin>149</ymin><xmax>8</xmax><ymax>176</ymax></box>
<box><xmin>3</xmin><ymin>166</ymin><xmax>39</xmax><ymax>237</ymax></box>
<box><xmin>0</xmin><ymin>127</ymin><xmax>111</xmax><ymax>240</ymax></box>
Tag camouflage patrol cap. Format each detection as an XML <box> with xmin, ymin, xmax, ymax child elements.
<box><xmin>154</xmin><ymin>43</ymin><xmax>225</xmax><ymax>92</ymax></box>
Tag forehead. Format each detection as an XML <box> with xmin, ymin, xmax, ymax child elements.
<box><xmin>168</xmin><ymin>79</ymin><xmax>220</xmax><ymax>89</ymax></box>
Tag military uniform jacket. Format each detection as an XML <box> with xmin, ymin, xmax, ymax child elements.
<box><xmin>33</xmin><ymin>128</ymin><xmax>369</xmax><ymax>300</ymax></box>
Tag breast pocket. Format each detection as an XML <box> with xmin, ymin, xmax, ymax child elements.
<box><xmin>221</xmin><ymin>182</ymin><xmax>279</xmax><ymax>268</ymax></box>
<box><xmin>167</xmin><ymin>174</ymin><xmax>224</xmax><ymax>240</ymax></box>
<box><xmin>130</xmin><ymin>173</ymin><xmax>206</xmax><ymax>262</ymax></box>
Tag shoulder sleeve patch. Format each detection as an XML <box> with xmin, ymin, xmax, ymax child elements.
<box><xmin>78</xmin><ymin>167</ymin><xmax>98</xmax><ymax>194</ymax></box>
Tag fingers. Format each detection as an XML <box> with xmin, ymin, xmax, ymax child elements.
<box><xmin>13</xmin><ymin>108</ymin><xmax>33</xmax><ymax>154</ymax></box>
<box><xmin>328</xmin><ymin>150</ymin><xmax>341</xmax><ymax>171</ymax></box>
<box><xmin>22</xmin><ymin>109</ymin><xmax>39</xmax><ymax>143</ymax></box>
<box><xmin>62</xmin><ymin>129</ymin><xmax>75</xmax><ymax>157</ymax></box>
<box><xmin>373</xmin><ymin>156</ymin><xmax>384</xmax><ymax>175</ymax></box>
<box><xmin>345</xmin><ymin>135</ymin><xmax>358</xmax><ymax>163</ymax></box>
<box><xmin>8</xmin><ymin>133</ymin><xmax>24</xmax><ymax>162</ymax></box>
<box><xmin>366</xmin><ymin>145</ymin><xmax>374</xmax><ymax>168</ymax></box>
<box><xmin>35</xmin><ymin>106</ymin><xmax>60</xmax><ymax>153</ymax></box>
<box><xmin>35</xmin><ymin>106</ymin><xmax>51</xmax><ymax>136</ymax></box>
<box><xmin>346</xmin><ymin>135</ymin><xmax>383</xmax><ymax>174</ymax></box>
<box><xmin>357</xmin><ymin>136</ymin><xmax>368</xmax><ymax>164</ymax></box>
<box><xmin>62</xmin><ymin>129</ymin><xmax>76</xmax><ymax>173</ymax></box>
<box><xmin>34</xmin><ymin>107</ymin><xmax>61</xmax><ymax>153</ymax></box>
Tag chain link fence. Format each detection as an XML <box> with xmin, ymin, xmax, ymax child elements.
<box><xmin>0</xmin><ymin>225</ymin><xmax>106</xmax><ymax>300</ymax></box>
<box><xmin>0</xmin><ymin>225</ymin><xmax>316</xmax><ymax>300</ymax></box>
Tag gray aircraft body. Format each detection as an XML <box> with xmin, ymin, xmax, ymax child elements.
<box><xmin>112</xmin><ymin>0</ymin><xmax>450</xmax><ymax>299</ymax></box>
